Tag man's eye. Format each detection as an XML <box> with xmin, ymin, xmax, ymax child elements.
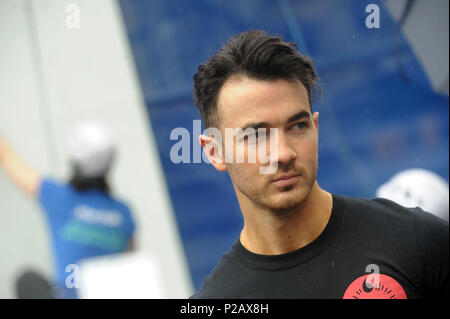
<box><xmin>293</xmin><ymin>122</ymin><xmax>308</xmax><ymax>130</ymax></box>
<box><xmin>244</xmin><ymin>132</ymin><xmax>266</xmax><ymax>142</ymax></box>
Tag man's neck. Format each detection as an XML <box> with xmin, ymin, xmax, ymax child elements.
<box><xmin>239</xmin><ymin>182</ymin><xmax>333</xmax><ymax>255</ymax></box>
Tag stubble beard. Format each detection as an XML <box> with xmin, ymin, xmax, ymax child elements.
<box><xmin>230</xmin><ymin>160</ymin><xmax>318</xmax><ymax>219</ymax></box>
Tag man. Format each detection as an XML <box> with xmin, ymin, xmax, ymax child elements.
<box><xmin>190</xmin><ymin>30</ymin><xmax>448</xmax><ymax>298</ymax></box>
<box><xmin>0</xmin><ymin>121</ymin><xmax>135</xmax><ymax>298</ymax></box>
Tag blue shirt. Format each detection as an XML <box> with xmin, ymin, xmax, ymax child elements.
<box><xmin>38</xmin><ymin>178</ymin><xmax>135</xmax><ymax>298</ymax></box>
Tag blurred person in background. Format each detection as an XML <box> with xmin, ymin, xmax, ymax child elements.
<box><xmin>0</xmin><ymin>120</ymin><xmax>136</xmax><ymax>298</ymax></box>
<box><xmin>376</xmin><ymin>168</ymin><xmax>449</xmax><ymax>222</ymax></box>
<box><xmin>190</xmin><ymin>30</ymin><xmax>448</xmax><ymax>299</ymax></box>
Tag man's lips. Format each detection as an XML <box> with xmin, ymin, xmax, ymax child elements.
<box><xmin>272</xmin><ymin>173</ymin><xmax>301</xmax><ymax>187</ymax></box>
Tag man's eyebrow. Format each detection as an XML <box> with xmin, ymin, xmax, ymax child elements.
<box><xmin>240</xmin><ymin>111</ymin><xmax>311</xmax><ymax>131</ymax></box>
<box><xmin>241</xmin><ymin>121</ymin><xmax>270</xmax><ymax>131</ymax></box>
<box><xmin>287</xmin><ymin>111</ymin><xmax>311</xmax><ymax>123</ymax></box>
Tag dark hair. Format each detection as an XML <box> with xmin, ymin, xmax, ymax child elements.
<box><xmin>193</xmin><ymin>30</ymin><xmax>320</xmax><ymax>128</ymax></box>
<box><xmin>69</xmin><ymin>166</ymin><xmax>110</xmax><ymax>194</ymax></box>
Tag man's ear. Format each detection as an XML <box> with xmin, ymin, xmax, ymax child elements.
<box><xmin>313</xmin><ymin>111</ymin><xmax>319</xmax><ymax>135</ymax></box>
<box><xmin>199</xmin><ymin>134</ymin><xmax>227</xmax><ymax>172</ymax></box>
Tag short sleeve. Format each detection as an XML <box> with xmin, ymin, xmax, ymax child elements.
<box><xmin>414</xmin><ymin>208</ymin><xmax>449</xmax><ymax>297</ymax></box>
<box><xmin>38</xmin><ymin>178</ymin><xmax>62</xmax><ymax>212</ymax></box>
<box><xmin>120</xmin><ymin>202</ymin><xmax>136</xmax><ymax>238</ymax></box>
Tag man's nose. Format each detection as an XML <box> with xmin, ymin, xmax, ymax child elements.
<box><xmin>273</xmin><ymin>132</ymin><xmax>297</xmax><ymax>166</ymax></box>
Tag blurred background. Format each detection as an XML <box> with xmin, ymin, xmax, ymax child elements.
<box><xmin>0</xmin><ymin>0</ymin><xmax>448</xmax><ymax>298</ymax></box>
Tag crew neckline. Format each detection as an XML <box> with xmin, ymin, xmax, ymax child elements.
<box><xmin>232</xmin><ymin>193</ymin><xmax>346</xmax><ymax>270</ymax></box>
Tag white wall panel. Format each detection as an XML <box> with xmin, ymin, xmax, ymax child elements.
<box><xmin>0</xmin><ymin>0</ymin><xmax>193</xmax><ymax>298</ymax></box>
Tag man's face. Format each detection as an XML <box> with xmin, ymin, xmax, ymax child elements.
<box><xmin>214</xmin><ymin>76</ymin><xmax>319</xmax><ymax>212</ymax></box>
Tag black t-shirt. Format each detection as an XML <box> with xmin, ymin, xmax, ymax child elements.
<box><xmin>191</xmin><ymin>194</ymin><xmax>449</xmax><ymax>299</ymax></box>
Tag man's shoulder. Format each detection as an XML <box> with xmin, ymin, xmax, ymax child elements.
<box><xmin>40</xmin><ymin>177</ymin><xmax>65</xmax><ymax>192</ymax></box>
<box><xmin>190</xmin><ymin>243</ymin><xmax>243</xmax><ymax>299</ymax></box>
<box><xmin>337</xmin><ymin>194</ymin><xmax>448</xmax><ymax>246</ymax></box>
<box><xmin>338</xmin><ymin>194</ymin><xmax>422</xmax><ymax>222</ymax></box>
<box><xmin>38</xmin><ymin>177</ymin><xmax>70</xmax><ymax>205</ymax></box>
<box><xmin>342</xmin><ymin>194</ymin><xmax>447</xmax><ymax>224</ymax></box>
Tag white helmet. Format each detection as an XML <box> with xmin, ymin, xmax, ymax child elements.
<box><xmin>67</xmin><ymin>120</ymin><xmax>116</xmax><ymax>178</ymax></box>
<box><xmin>376</xmin><ymin>168</ymin><xmax>449</xmax><ymax>222</ymax></box>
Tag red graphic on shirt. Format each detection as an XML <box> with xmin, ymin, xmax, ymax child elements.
<box><xmin>343</xmin><ymin>274</ymin><xmax>407</xmax><ymax>299</ymax></box>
